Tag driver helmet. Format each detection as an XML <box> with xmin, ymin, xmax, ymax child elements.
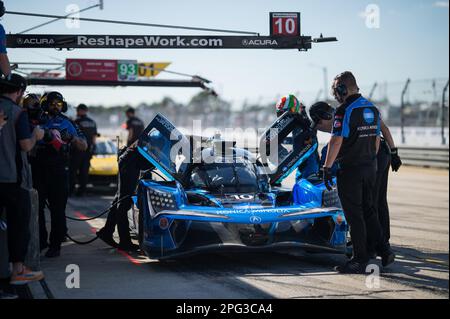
<box><xmin>275</xmin><ymin>94</ymin><xmax>305</xmax><ymax>117</ymax></box>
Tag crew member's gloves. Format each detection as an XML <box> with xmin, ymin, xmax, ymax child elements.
<box><xmin>44</xmin><ymin>129</ymin><xmax>65</xmax><ymax>152</ymax></box>
<box><xmin>60</xmin><ymin>129</ymin><xmax>74</xmax><ymax>143</ymax></box>
<box><xmin>390</xmin><ymin>147</ymin><xmax>402</xmax><ymax>172</ymax></box>
<box><xmin>323</xmin><ymin>167</ymin><xmax>334</xmax><ymax>191</ymax></box>
<box><xmin>117</xmin><ymin>145</ymin><xmax>128</xmax><ymax>160</ymax></box>
<box><xmin>43</xmin><ymin>129</ymin><xmax>53</xmax><ymax>143</ymax></box>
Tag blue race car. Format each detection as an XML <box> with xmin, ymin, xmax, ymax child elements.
<box><xmin>128</xmin><ymin>113</ymin><xmax>349</xmax><ymax>260</ymax></box>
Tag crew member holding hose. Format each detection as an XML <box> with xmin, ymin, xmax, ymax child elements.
<box><xmin>96</xmin><ymin>140</ymin><xmax>154</xmax><ymax>251</ymax></box>
<box><xmin>35</xmin><ymin>92</ymin><xmax>87</xmax><ymax>257</ymax></box>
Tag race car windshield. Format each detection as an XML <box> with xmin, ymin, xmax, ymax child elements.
<box><xmin>190</xmin><ymin>161</ymin><xmax>259</xmax><ymax>194</ymax></box>
<box><xmin>95</xmin><ymin>140</ymin><xmax>117</xmax><ymax>155</ymax></box>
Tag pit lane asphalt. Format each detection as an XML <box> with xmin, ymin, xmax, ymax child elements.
<box><xmin>35</xmin><ymin>166</ymin><xmax>449</xmax><ymax>299</ymax></box>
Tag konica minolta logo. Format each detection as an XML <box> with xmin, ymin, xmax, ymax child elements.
<box><xmin>242</xmin><ymin>39</ymin><xmax>278</xmax><ymax>46</ymax></box>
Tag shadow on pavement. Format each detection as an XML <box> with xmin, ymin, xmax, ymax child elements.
<box><xmin>380</xmin><ymin>245</ymin><xmax>449</xmax><ymax>295</ymax></box>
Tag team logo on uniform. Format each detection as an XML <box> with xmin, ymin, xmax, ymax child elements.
<box><xmin>363</xmin><ymin>108</ymin><xmax>375</xmax><ymax>124</ymax></box>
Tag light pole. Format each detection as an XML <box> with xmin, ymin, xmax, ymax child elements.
<box><xmin>309</xmin><ymin>63</ymin><xmax>329</xmax><ymax>101</ymax></box>
<box><xmin>442</xmin><ymin>80</ymin><xmax>449</xmax><ymax>145</ymax></box>
<box><xmin>400</xmin><ymin>78</ymin><xmax>411</xmax><ymax>145</ymax></box>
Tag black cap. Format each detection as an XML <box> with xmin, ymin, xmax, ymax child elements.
<box><xmin>77</xmin><ymin>103</ymin><xmax>88</xmax><ymax>111</ymax></box>
<box><xmin>1</xmin><ymin>73</ymin><xmax>27</xmax><ymax>91</ymax></box>
<box><xmin>44</xmin><ymin>91</ymin><xmax>64</xmax><ymax>104</ymax></box>
<box><xmin>126</xmin><ymin>107</ymin><xmax>135</xmax><ymax>114</ymax></box>
<box><xmin>309</xmin><ymin>101</ymin><xmax>334</xmax><ymax>127</ymax></box>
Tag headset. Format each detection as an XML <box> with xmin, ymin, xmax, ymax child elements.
<box><xmin>334</xmin><ymin>83</ymin><xmax>348</xmax><ymax>99</ymax></box>
<box><xmin>23</xmin><ymin>93</ymin><xmax>44</xmax><ymax>124</ymax></box>
<box><xmin>333</xmin><ymin>72</ymin><xmax>359</xmax><ymax>100</ymax></box>
<box><xmin>40</xmin><ymin>92</ymin><xmax>68</xmax><ymax>113</ymax></box>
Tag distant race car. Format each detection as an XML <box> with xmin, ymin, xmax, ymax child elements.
<box><xmin>88</xmin><ymin>137</ymin><xmax>119</xmax><ymax>186</ymax></box>
<box><xmin>128</xmin><ymin>113</ymin><xmax>349</xmax><ymax>260</ymax></box>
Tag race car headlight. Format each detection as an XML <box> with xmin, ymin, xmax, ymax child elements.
<box><xmin>146</xmin><ymin>189</ymin><xmax>178</xmax><ymax>216</ymax></box>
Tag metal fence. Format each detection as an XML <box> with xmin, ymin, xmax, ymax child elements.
<box><xmin>83</xmin><ymin>78</ymin><xmax>449</xmax><ymax>147</ymax></box>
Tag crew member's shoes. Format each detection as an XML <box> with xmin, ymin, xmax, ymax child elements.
<box><xmin>368</xmin><ymin>251</ymin><xmax>378</xmax><ymax>259</ymax></box>
<box><xmin>118</xmin><ymin>242</ymin><xmax>140</xmax><ymax>252</ymax></box>
<box><xmin>334</xmin><ymin>259</ymin><xmax>367</xmax><ymax>274</ymax></box>
<box><xmin>45</xmin><ymin>247</ymin><xmax>61</xmax><ymax>258</ymax></box>
<box><xmin>380</xmin><ymin>249</ymin><xmax>395</xmax><ymax>267</ymax></box>
<box><xmin>10</xmin><ymin>267</ymin><xmax>44</xmax><ymax>285</ymax></box>
<box><xmin>96</xmin><ymin>229</ymin><xmax>118</xmax><ymax>248</ymax></box>
<box><xmin>0</xmin><ymin>290</ymin><xmax>18</xmax><ymax>299</ymax></box>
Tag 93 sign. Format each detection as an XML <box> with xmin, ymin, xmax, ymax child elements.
<box><xmin>270</xmin><ymin>12</ymin><xmax>300</xmax><ymax>37</ymax></box>
<box><xmin>118</xmin><ymin>60</ymin><xmax>138</xmax><ymax>82</ymax></box>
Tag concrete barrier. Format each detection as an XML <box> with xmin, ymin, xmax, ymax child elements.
<box><xmin>399</xmin><ymin>146</ymin><xmax>449</xmax><ymax>169</ymax></box>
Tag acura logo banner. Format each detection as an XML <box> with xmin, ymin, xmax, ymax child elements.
<box><xmin>7</xmin><ymin>34</ymin><xmax>310</xmax><ymax>50</ymax></box>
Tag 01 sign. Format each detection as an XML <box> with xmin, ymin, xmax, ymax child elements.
<box><xmin>270</xmin><ymin>12</ymin><xmax>300</xmax><ymax>37</ymax></box>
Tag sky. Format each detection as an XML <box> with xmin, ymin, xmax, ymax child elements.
<box><xmin>2</xmin><ymin>0</ymin><xmax>449</xmax><ymax>108</ymax></box>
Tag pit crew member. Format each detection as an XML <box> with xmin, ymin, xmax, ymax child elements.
<box><xmin>96</xmin><ymin>140</ymin><xmax>154</xmax><ymax>251</ymax></box>
<box><xmin>323</xmin><ymin>71</ymin><xmax>385</xmax><ymax>274</ymax></box>
<box><xmin>125</xmin><ymin>107</ymin><xmax>145</xmax><ymax>147</ymax></box>
<box><xmin>70</xmin><ymin>104</ymin><xmax>98</xmax><ymax>196</ymax></box>
<box><xmin>0</xmin><ymin>74</ymin><xmax>44</xmax><ymax>284</ymax></box>
<box><xmin>310</xmin><ymin>101</ymin><xmax>399</xmax><ymax>267</ymax></box>
<box><xmin>35</xmin><ymin>92</ymin><xmax>87</xmax><ymax>257</ymax></box>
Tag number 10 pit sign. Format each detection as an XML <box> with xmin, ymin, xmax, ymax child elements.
<box><xmin>270</xmin><ymin>12</ymin><xmax>301</xmax><ymax>37</ymax></box>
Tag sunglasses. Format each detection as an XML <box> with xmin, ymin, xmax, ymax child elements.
<box><xmin>50</xmin><ymin>101</ymin><xmax>64</xmax><ymax>109</ymax></box>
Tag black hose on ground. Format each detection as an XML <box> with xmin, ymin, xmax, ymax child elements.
<box><xmin>44</xmin><ymin>195</ymin><xmax>132</xmax><ymax>245</ymax></box>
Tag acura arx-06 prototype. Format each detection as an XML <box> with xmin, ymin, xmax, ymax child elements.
<box><xmin>128</xmin><ymin>113</ymin><xmax>348</xmax><ymax>260</ymax></box>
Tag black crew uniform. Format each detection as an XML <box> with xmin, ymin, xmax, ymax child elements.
<box><xmin>99</xmin><ymin>142</ymin><xmax>153</xmax><ymax>247</ymax></box>
<box><xmin>35</xmin><ymin>114</ymin><xmax>86</xmax><ymax>252</ymax></box>
<box><xmin>374</xmin><ymin>138</ymin><xmax>392</xmax><ymax>248</ymax></box>
<box><xmin>332</xmin><ymin>94</ymin><xmax>384</xmax><ymax>263</ymax></box>
<box><xmin>70</xmin><ymin>114</ymin><xmax>98</xmax><ymax>195</ymax></box>
<box><xmin>126</xmin><ymin>116</ymin><xmax>144</xmax><ymax>146</ymax></box>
